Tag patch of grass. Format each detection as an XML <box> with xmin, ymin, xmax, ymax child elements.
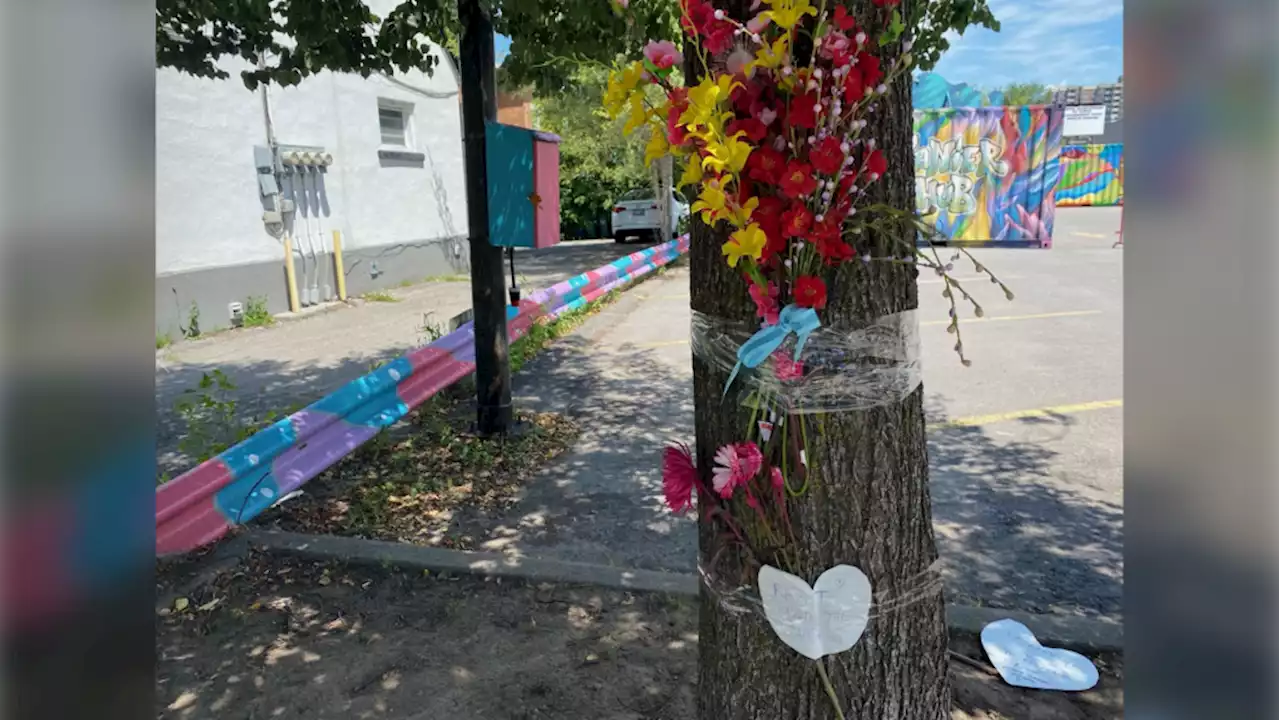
<box><xmin>264</xmin><ymin>388</ymin><xmax>579</xmax><ymax>547</ymax></box>
<box><xmin>362</xmin><ymin>290</ymin><xmax>399</xmax><ymax>303</ymax></box>
<box><xmin>241</xmin><ymin>295</ymin><xmax>274</xmax><ymax>328</ymax></box>
<box><xmin>420</xmin><ymin>313</ymin><xmax>446</xmax><ymax>344</ymax></box>
<box><xmin>181</xmin><ymin>301</ymin><xmax>201</xmax><ymax>339</ymax></box>
<box><xmin>509</xmin><ymin>289</ymin><xmax>623</xmax><ymax>373</ymax></box>
<box><xmin>398</xmin><ymin>279</ymin><xmax>414</xmax><ymax>288</ymax></box>
<box><xmin>156</xmin><ymin>332</ymin><xmax>172</xmax><ymax>350</ymax></box>
<box><xmin>433</xmin><ymin>273</ymin><xmax>472</xmax><ymax>283</ymax></box>
<box><xmin>162</xmin><ymin>369</ymin><xmax>302</xmax><ymax>483</ymax></box>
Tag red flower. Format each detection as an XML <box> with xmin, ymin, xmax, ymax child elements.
<box><xmin>782</xmin><ymin>204</ymin><xmax>814</xmax><ymax>238</ymax></box>
<box><xmin>667</xmin><ymin>106</ymin><xmax>688</xmax><ymax>145</ymax></box>
<box><xmin>746</xmin><ymin>146</ymin><xmax>785</xmax><ymax>184</ymax></box>
<box><xmin>760</xmin><ymin>225</ymin><xmax>788</xmax><ymax>266</ymax></box>
<box><xmin>809</xmin><ymin>136</ymin><xmax>844</xmax><ymax>175</ymax></box>
<box><xmin>839</xmin><ymin>167</ymin><xmax>859</xmax><ymax>195</ymax></box>
<box><xmin>731</xmin><ymin>80</ymin><xmax>764</xmax><ymax>114</ymax></box>
<box><xmin>727</xmin><ymin>117</ymin><xmax>768</xmax><ymax>143</ymax></box>
<box><xmin>662</xmin><ymin>443</ymin><xmax>699</xmax><ymax>514</ymax></box>
<box><xmin>772</xmin><ymin>351</ymin><xmax>804</xmax><ymax>382</ymax></box>
<box><xmin>857</xmin><ymin>52</ymin><xmax>883</xmax><ymax>89</ymax></box>
<box><xmin>872</xmin><ymin>0</ymin><xmax>900</xmax><ymax>6</ymax></box>
<box><xmin>752</xmin><ymin>194</ymin><xmax>785</xmax><ymax>229</ymax></box>
<box><xmin>816</xmin><ymin>233</ymin><xmax>854</xmax><ymax>265</ymax></box>
<box><xmin>865</xmin><ymin>148</ymin><xmax>887</xmax><ymax>179</ymax></box>
<box><xmin>749</xmin><ymin>281</ymin><xmax>780</xmax><ymax>325</ymax></box>
<box><xmin>822</xmin><ymin>33</ymin><xmax>856</xmax><ymax>68</ymax></box>
<box><xmin>779</xmin><ymin>161</ymin><xmax>818</xmax><ymax>199</ymax></box>
<box><xmin>753</xmin><ymin>196</ymin><xmax>787</xmax><ymax>265</ymax></box>
<box><xmin>832</xmin><ymin>5</ymin><xmax>856</xmax><ymax>31</ymax></box>
<box><xmin>682</xmin><ymin>0</ymin><xmax>735</xmax><ymax>53</ymax></box>
<box><xmin>787</xmin><ymin>92</ymin><xmax>819</xmax><ymax>130</ymax></box>
<box><xmin>793</xmin><ymin>275</ymin><xmax>828</xmax><ymax>309</ymax></box>
<box><xmin>842</xmin><ymin>66</ymin><xmax>865</xmax><ymax>104</ymax></box>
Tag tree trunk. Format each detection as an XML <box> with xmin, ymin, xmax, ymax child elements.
<box><xmin>689</xmin><ymin>3</ymin><xmax>951</xmax><ymax>718</ymax></box>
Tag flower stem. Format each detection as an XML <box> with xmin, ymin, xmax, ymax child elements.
<box><xmin>815</xmin><ymin>659</ymin><xmax>846</xmax><ymax>720</ymax></box>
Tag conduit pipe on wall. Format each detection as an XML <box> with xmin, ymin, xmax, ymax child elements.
<box><xmin>259</xmin><ymin>56</ymin><xmax>301</xmax><ymax>312</ymax></box>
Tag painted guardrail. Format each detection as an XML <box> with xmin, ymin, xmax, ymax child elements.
<box><xmin>156</xmin><ymin>236</ymin><xmax>690</xmax><ymax>556</ymax></box>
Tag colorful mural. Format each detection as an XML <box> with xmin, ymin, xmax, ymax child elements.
<box><xmin>1056</xmin><ymin>144</ymin><xmax>1124</xmax><ymax>206</ymax></box>
<box><xmin>913</xmin><ymin>105</ymin><xmax>1064</xmax><ymax>247</ymax></box>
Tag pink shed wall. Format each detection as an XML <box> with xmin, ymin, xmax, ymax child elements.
<box><xmin>533</xmin><ymin>139</ymin><xmax>561</xmax><ymax>249</ymax></box>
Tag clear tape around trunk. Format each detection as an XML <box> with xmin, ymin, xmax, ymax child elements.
<box><xmin>690</xmin><ymin>309</ymin><xmax>923</xmax><ymax>414</ymax></box>
<box><xmin>698</xmin><ymin>559</ymin><xmax>945</xmax><ymax>622</ymax></box>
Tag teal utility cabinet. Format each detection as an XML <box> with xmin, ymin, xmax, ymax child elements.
<box><xmin>485</xmin><ymin>122</ymin><xmax>562</xmax><ymax>249</ymax></box>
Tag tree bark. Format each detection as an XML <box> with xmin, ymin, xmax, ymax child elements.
<box><xmin>689</xmin><ymin>3</ymin><xmax>951</xmax><ymax>718</ymax></box>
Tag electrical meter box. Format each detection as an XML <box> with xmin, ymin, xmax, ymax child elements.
<box><xmin>485</xmin><ymin>122</ymin><xmax>561</xmax><ymax>249</ymax></box>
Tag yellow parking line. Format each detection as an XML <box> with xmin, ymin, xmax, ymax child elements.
<box><xmin>633</xmin><ymin>339</ymin><xmax>689</xmax><ymax>348</ymax></box>
<box><xmin>928</xmin><ymin>399</ymin><xmax>1122</xmax><ymax>430</ymax></box>
<box><xmin>921</xmin><ymin>310</ymin><xmax>1101</xmax><ymax>327</ymax></box>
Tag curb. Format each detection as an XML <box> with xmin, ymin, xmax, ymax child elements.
<box><xmin>242</xmin><ymin>529</ymin><xmax>1123</xmax><ymax>654</ymax></box>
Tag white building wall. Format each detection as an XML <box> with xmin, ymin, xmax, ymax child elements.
<box><xmin>156</xmin><ymin>47</ymin><xmax>466</xmax><ymax>277</ymax></box>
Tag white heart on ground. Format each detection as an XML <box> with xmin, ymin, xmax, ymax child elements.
<box><xmin>758</xmin><ymin>564</ymin><xmax>872</xmax><ymax>660</ymax></box>
<box><xmin>980</xmin><ymin>619</ymin><xmax>1099</xmax><ymax>691</ymax></box>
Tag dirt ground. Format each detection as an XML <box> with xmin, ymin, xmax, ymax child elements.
<box><xmin>156</xmin><ymin>552</ymin><xmax>1123</xmax><ymax>719</ymax></box>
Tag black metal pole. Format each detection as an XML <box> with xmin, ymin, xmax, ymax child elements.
<box><xmin>459</xmin><ymin>0</ymin><xmax>511</xmax><ymax>436</ymax></box>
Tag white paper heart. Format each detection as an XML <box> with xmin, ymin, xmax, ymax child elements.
<box><xmin>980</xmin><ymin>619</ymin><xmax>1099</xmax><ymax>691</ymax></box>
<box><xmin>758</xmin><ymin>564</ymin><xmax>872</xmax><ymax>660</ymax></box>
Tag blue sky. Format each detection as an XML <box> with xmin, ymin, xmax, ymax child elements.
<box><xmin>495</xmin><ymin>35</ymin><xmax>512</xmax><ymax>65</ymax></box>
<box><xmin>929</xmin><ymin>0</ymin><xmax>1122</xmax><ymax>89</ymax></box>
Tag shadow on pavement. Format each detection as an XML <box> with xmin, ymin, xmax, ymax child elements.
<box><xmin>926</xmin><ymin>394</ymin><xmax>1123</xmax><ymax>621</ymax></box>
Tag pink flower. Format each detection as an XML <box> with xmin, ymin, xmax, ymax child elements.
<box><xmin>712</xmin><ymin>442</ymin><xmax>764</xmax><ymax>498</ymax></box>
<box><xmin>772</xmin><ymin>349</ymin><xmax>804</xmax><ymax>381</ymax></box>
<box><xmin>770</xmin><ymin>467</ymin><xmax>785</xmax><ymax>490</ymax></box>
<box><xmin>644</xmin><ymin>40</ymin><xmax>681</xmax><ymax>70</ymax></box>
<box><xmin>614</xmin><ymin>0</ymin><xmax>629</xmax><ymax>8</ymax></box>
<box><xmin>662</xmin><ymin>443</ymin><xmax>698</xmax><ymax>513</ymax></box>
<box><xmin>746</xmin><ymin>14</ymin><xmax>771</xmax><ymax>34</ymax></box>
<box><xmin>749</xmin><ymin>281</ymin><xmax>780</xmax><ymax>325</ymax></box>
<box><xmin>758</xmin><ymin>106</ymin><xmax>778</xmax><ymax>126</ymax></box>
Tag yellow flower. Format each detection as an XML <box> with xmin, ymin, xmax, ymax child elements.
<box><xmin>701</xmin><ymin>132</ymin><xmax>753</xmax><ymax>176</ymax></box>
<box><xmin>679</xmin><ymin>75</ymin><xmax>741</xmax><ymax>133</ymax></box>
<box><xmin>622</xmin><ymin>93</ymin><xmax>651</xmax><ymax>136</ymax></box>
<box><xmin>678</xmin><ymin>156</ymin><xmax>704</xmax><ymax>188</ymax></box>
<box><xmin>759</xmin><ymin>0</ymin><xmax>816</xmax><ymax>30</ymax></box>
<box><xmin>747</xmin><ymin>35</ymin><xmax>790</xmax><ymax>74</ymax></box>
<box><xmin>723</xmin><ymin>196</ymin><xmax>759</xmax><ymax>229</ymax></box>
<box><xmin>722</xmin><ymin>224</ymin><xmax>768</xmax><ymax>268</ymax></box>
<box><xmin>603</xmin><ymin>61</ymin><xmax>647</xmax><ymax>119</ymax></box>
<box><xmin>644</xmin><ymin>125</ymin><xmax>669</xmax><ymax>167</ymax></box>
<box><xmin>692</xmin><ymin>178</ymin><xmax>729</xmax><ymax>224</ymax></box>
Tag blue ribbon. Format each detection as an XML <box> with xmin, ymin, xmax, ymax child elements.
<box><xmin>723</xmin><ymin>304</ymin><xmax>821</xmax><ymax>395</ymax></box>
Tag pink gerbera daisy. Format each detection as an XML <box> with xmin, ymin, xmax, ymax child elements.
<box><xmin>711</xmin><ymin>442</ymin><xmax>764</xmax><ymax>498</ymax></box>
<box><xmin>662</xmin><ymin>443</ymin><xmax>698</xmax><ymax>513</ymax></box>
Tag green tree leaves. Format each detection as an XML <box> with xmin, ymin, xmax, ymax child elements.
<box><xmin>998</xmin><ymin>82</ymin><xmax>1053</xmax><ymax>106</ymax></box>
<box><xmin>532</xmin><ymin>66</ymin><xmax>650</xmax><ymax>237</ymax></box>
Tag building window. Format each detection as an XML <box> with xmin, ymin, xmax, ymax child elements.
<box><xmin>378</xmin><ymin>101</ymin><xmax>412</xmax><ymax>147</ymax></box>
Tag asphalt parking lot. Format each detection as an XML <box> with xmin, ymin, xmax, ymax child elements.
<box><xmin>917</xmin><ymin>207</ymin><xmax>1123</xmax><ymax>619</ymax></box>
